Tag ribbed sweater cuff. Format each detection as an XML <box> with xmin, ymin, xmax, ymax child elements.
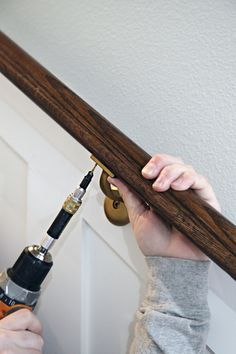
<box><xmin>143</xmin><ymin>256</ymin><xmax>211</xmax><ymax>319</ymax></box>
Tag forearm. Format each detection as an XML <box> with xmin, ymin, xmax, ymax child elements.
<box><xmin>130</xmin><ymin>257</ymin><xmax>210</xmax><ymax>354</ymax></box>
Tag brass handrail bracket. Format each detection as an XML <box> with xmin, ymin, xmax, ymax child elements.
<box><xmin>90</xmin><ymin>155</ymin><xmax>115</xmax><ymax>177</ymax></box>
<box><xmin>91</xmin><ymin>155</ymin><xmax>129</xmax><ymax>226</ymax></box>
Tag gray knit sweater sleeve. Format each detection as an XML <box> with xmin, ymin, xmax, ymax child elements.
<box><xmin>129</xmin><ymin>257</ymin><xmax>210</xmax><ymax>354</ymax></box>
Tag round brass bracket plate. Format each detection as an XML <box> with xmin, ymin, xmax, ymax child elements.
<box><xmin>104</xmin><ymin>197</ymin><xmax>129</xmax><ymax>226</ymax></box>
<box><xmin>99</xmin><ymin>170</ymin><xmax>129</xmax><ymax>226</ymax></box>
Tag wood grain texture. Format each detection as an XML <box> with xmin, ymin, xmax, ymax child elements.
<box><xmin>0</xmin><ymin>31</ymin><xmax>236</xmax><ymax>279</ymax></box>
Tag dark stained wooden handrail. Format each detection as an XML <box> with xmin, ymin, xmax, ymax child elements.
<box><xmin>0</xmin><ymin>31</ymin><xmax>236</xmax><ymax>279</ymax></box>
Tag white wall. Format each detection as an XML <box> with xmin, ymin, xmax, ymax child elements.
<box><xmin>1</xmin><ymin>1</ymin><xmax>236</xmax><ymax>352</ymax></box>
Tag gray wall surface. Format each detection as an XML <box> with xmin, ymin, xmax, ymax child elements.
<box><xmin>1</xmin><ymin>0</ymin><xmax>235</xmax><ymax>220</ymax></box>
<box><xmin>1</xmin><ymin>0</ymin><xmax>236</xmax><ymax>323</ymax></box>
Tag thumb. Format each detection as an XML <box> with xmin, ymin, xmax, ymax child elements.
<box><xmin>107</xmin><ymin>177</ymin><xmax>146</xmax><ymax>222</ymax></box>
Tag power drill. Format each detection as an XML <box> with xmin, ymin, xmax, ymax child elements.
<box><xmin>0</xmin><ymin>165</ymin><xmax>96</xmax><ymax>318</ymax></box>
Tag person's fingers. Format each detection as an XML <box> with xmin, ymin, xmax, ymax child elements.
<box><xmin>0</xmin><ymin>309</ymin><xmax>43</xmax><ymax>335</ymax></box>
<box><xmin>0</xmin><ymin>348</ymin><xmax>42</xmax><ymax>354</ymax></box>
<box><xmin>107</xmin><ymin>177</ymin><xmax>147</xmax><ymax>223</ymax></box>
<box><xmin>12</xmin><ymin>330</ymin><xmax>44</xmax><ymax>351</ymax></box>
<box><xmin>152</xmin><ymin>163</ymin><xmax>195</xmax><ymax>191</ymax></box>
<box><xmin>0</xmin><ymin>330</ymin><xmax>43</xmax><ymax>353</ymax></box>
<box><xmin>143</xmin><ymin>156</ymin><xmax>221</xmax><ymax>211</ymax></box>
<box><xmin>142</xmin><ymin>154</ymin><xmax>183</xmax><ymax>179</ymax></box>
<box><xmin>171</xmin><ymin>171</ymin><xmax>197</xmax><ymax>190</ymax></box>
<box><xmin>171</xmin><ymin>172</ymin><xmax>221</xmax><ymax>211</ymax></box>
<box><xmin>15</xmin><ymin>349</ymin><xmax>42</xmax><ymax>354</ymax></box>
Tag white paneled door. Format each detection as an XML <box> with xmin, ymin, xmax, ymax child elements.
<box><xmin>0</xmin><ymin>74</ymin><xmax>235</xmax><ymax>354</ymax></box>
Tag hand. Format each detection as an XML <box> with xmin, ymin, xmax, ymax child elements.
<box><xmin>109</xmin><ymin>154</ymin><xmax>221</xmax><ymax>261</ymax></box>
<box><xmin>0</xmin><ymin>309</ymin><xmax>44</xmax><ymax>354</ymax></box>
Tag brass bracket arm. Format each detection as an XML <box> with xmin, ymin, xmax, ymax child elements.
<box><xmin>91</xmin><ymin>155</ymin><xmax>129</xmax><ymax>226</ymax></box>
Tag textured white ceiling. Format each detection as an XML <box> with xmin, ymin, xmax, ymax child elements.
<box><xmin>1</xmin><ymin>0</ymin><xmax>236</xmax><ymax>224</ymax></box>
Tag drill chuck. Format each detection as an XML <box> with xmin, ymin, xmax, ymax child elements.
<box><xmin>8</xmin><ymin>246</ymin><xmax>53</xmax><ymax>292</ymax></box>
<box><xmin>0</xmin><ymin>246</ymin><xmax>53</xmax><ymax>318</ymax></box>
